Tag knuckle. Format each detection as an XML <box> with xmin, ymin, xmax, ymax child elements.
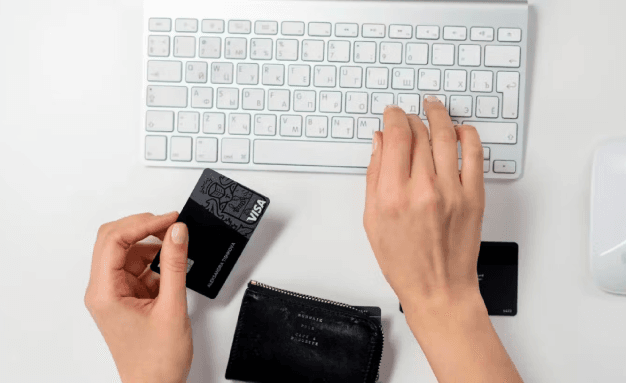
<box><xmin>379</xmin><ymin>190</ymin><xmax>409</xmax><ymax>215</ymax></box>
<box><xmin>96</xmin><ymin>223</ymin><xmax>111</xmax><ymax>239</ymax></box>
<box><xmin>161</xmin><ymin>256</ymin><xmax>189</xmax><ymax>273</ymax></box>
<box><xmin>433</xmin><ymin>127</ymin><xmax>457</xmax><ymax>144</ymax></box>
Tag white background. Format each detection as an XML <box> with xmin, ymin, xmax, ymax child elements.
<box><xmin>1</xmin><ymin>0</ymin><xmax>626</xmax><ymax>382</ymax></box>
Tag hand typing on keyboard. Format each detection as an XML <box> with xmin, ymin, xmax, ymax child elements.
<box><xmin>363</xmin><ymin>97</ymin><xmax>523</xmax><ymax>383</ymax></box>
<box><xmin>84</xmin><ymin>212</ymin><xmax>193</xmax><ymax>383</ymax></box>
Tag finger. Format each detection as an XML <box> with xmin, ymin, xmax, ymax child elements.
<box><xmin>406</xmin><ymin>114</ymin><xmax>435</xmax><ymax>179</ymax></box>
<box><xmin>157</xmin><ymin>223</ymin><xmax>189</xmax><ymax>312</ymax></box>
<box><xmin>380</xmin><ymin>106</ymin><xmax>413</xmax><ymax>186</ymax></box>
<box><xmin>139</xmin><ymin>266</ymin><xmax>160</xmax><ymax>299</ymax></box>
<box><xmin>457</xmin><ymin>124</ymin><xmax>485</xmax><ymax>194</ymax></box>
<box><xmin>124</xmin><ymin>243</ymin><xmax>162</xmax><ymax>277</ymax></box>
<box><xmin>365</xmin><ymin>131</ymin><xmax>383</xmax><ymax>213</ymax></box>
<box><xmin>423</xmin><ymin>96</ymin><xmax>459</xmax><ymax>183</ymax></box>
<box><xmin>96</xmin><ymin>212</ymin><xmax>178</xmax><ymax>273</ymax></box>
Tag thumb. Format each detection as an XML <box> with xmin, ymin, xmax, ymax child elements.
<box><xmin>158</xmin><ymin>222</ymin><xmax>189</xmax><ymax>311</ymax></box>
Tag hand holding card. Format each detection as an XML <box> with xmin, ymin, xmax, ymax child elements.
<box><xmin>151</xmin><ymin>169</ymin><xmax>270</xmax><ymax>299</ymax></box>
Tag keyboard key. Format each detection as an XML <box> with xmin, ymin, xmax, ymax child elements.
<box><xmin>498</xmin><ymin>28</ymin><xmax>522</xmax><ymax>42</ymax></box>
<box><xmin>222</xmin><ymin>138</ymin><xmax>250</xmax><ymax>163</ymax></box>
<box><xmin>211</xmin><ymin>62</ymin><xmax>234</xmax><ymax>84</ymax></box>
<box><xmin>228</xmin><ymin>113</ymin><xmax>251</xmax><ymax>134</ymax></box>
<box><xmin>216</xmin><ymin>87</ymin><xmax>238</xmax><ymax>109</ymax></box>
<box><xmin>389</xmin><ymin>24</ymin><xmax>412</xmax><ymax>39</ymax></box>
<box><xmin>253</xmin><ymin>139</ymin><xmax>371</xmax><ymax>167</ymax></box>
<box><xmin>281</xmin><ymin>21</ymin><xmax>305</xmax><ymax>36</ymax></box>
<box><xmin>392</xmin><ymin>68</ymin><xmax>415</xmax><ymax>90</ymax></box>
<box><xmin>237</xmin><ymin>63</ymin><xmax>259</xmax><ymax>85</ymax></box>
<box><xmin>191</xmin><ymin>86</ymin><xmax>213</xmax><ymax>108</ymax></box>
<box><xmin>332</xmin><ymin>117</ymin><xmax>354</xmax><ymax>138</ymax></box>
<box><xmin>319</xmin><ymin>91</ymin><xmax>342</xmax><ymax>113</ymax></box>
<box><xmin>459</xmin><ymin>45</ymin><xmax>481</xmax><ymax>66</ymax></box>
<box><xmin>371</xmin><ymin>92</ymin><xmax>394</xmax><ymax>114</ymax></box>
<box><xmin>177</xmin><ymin>111</ymin><xmax>199</xmax><ymax>133</ymax></box>
<box><xmin>149</xmin><ymin>18</ymin><xmax>171</xmax><ymax>32</ymax></box>
<box><xmin>354</xmin><ymin>41</ymin><xmax>377</xmax><ymax>63</ymax></box>
<box><xmin>293</xmin><ymin>90</ymin><xmax>316</xmax><ymax>112</ymax></box>
<box><xmin>170</xmin><ymin>136</ymin><xmax>192</xmax><ymax>161</ymax></box>
<box><xmin>380</xmin><ymin>42</ymin><xmax>402</xmax><ymax>64</ymax></box>
<box><xmin>268</xmin><ymin>89</ymin><xmax>290</xmax><ymax>111</ymax></box>
<box><xmin>416</xmin><ymin>26</ymin><xmax>439</xmax><ymax>40</ymax></box>
<box><xmin>397</xmin><ymin>94</ymin><xmax>420</xmax><ymax>115</ymax></box>
<box><xmin>470</xmin><ymin>71</ymin><xmax>493</xmax><ymax>92</ymax></box>
<box><xmin>346</xmin><ymin>92</ymin><xmax>368</xmax><ymax>114</ymax></box>
<box><xmin>496</xmin><ymin>71</ymin><xmax>520</xmax><ymax>119</ymax></box>
<box><xmin>493</xmin><ymin>160</ymin><xmax>516</xmax><ymax>173</ymax></box>
<box><xmin>418</xmin><ymin>69</ymin><xmax>441</xmax><ymax>91</ymax></box>
<box><xmin>470</xmin><ymin>27</ymin><xmax>494</xmax><ymax>41</ymax></box>
<box><xmin>362</xmin><ymin>24</ymin><xmax>385</xmax><ymax>38</ymax></box>
<box><xmin>242</xmin><ymin>88</ymin><xmax>264</xmax><ymax>110</ymax></box>
<box><xmin>340</xmin><ymin>66</ymin><xmax>362</xmax><ymax>88</ymax></box>
<box><xmin>250</xmin><ymin>38</ymin><xmax>273</xmax><ymax>60</ymax></box>
<box><xmin>146</xmin><ymin>110</ymin><xmax>174</xmax><ymax>132</ymax></box>
<box><xmin>203</xmin><ymin>112</ymin><xmax>225</xmax><ymax>134</ymax></box>
<box><xmin>202</xmin><ymin>19</ymin><xmax>224</xmax><ymax>33</ymax></box>
<box><xmin>276</xmin><ymin>39</ymin><xmax>298</xmax><ymax>60</ymax></box>
<box><xmin>483</xmin><ymin>147</ymin><xmax>491</xmax><ymax>160</ymax></box>
<box><xmin>254</xmin><ymin>114</ymin><xmax>277</xmax><ymax>136</ymax></box>
<box><xmin>225</xmin><ymin>37</ymin><xmax>247</xmax><ymax>59</ymax></box>
<box><xmin>432</xmin><ymin>44</ymin><xmax>454</xmax><ymax>65</ymax></box>
<box><xmin>145</xmin><ymin>135</ymin><xmax>167</xmax><ymax>160</ymax></box>
<box><xmin>228</xmin><ymin>20</ymin><xmax>251</xmax><ymax>34</ymax></box>
<box><xmin>147</xmin><ymin>60</ymin><xmax>182</xmax><ymax>82</ymax></box>
<box><xmin>308</xmin><ymin>22</ymin><xmax>331</xmax><ymax>36</ymax></box>
<box><xmin>306</xmin><ymin>116</ymin><xmax>328</xmax><ymax>138</ymax></box>
<box><xmin>314</xmin><ymin>66</ymin><xmax>337</xmax><ymax>87</ymax></box>
<box><xmin>186</xmin><ymin>61</ymin><xmax>208</xmax><ymax>83</ymax></box>
<box><xmin>147</xmin><ymin>86</ymin><xmax>187</xmax><ymax>107</ymax></box>
<box><xmin>357</xmin><ymin>118</ymin><xmax>380</xmax><ymax>139</ymax></box>
<box><xmin>476</xmin><ymin>96</ymin><xmax>499</xmax><ymax>118</ymax></box>
<box><xmin>148</xmin><ymin>35</ymin><xmax>170</xmax><ymax>57</ymax></box>
<box><xmin>450</xmin><ymin>95</ymin><xmax>472</xmax><ymax>117</ymax></box>
<box><xmin>366</xmin><ymin>67</ymin><xmax>389</xmax><ymax>89</ymax></box>
<box><xmin>406</xmin><ymin>43</ymin><xmax>428</xmax><ymax>65</ymax></box>
<box><xmin>175</xmin><ymin>18</ymin><xmax>197</xmax><ymax>32</ymax></box>
<box><xmin>262</xmin><ymin>64</ymin><xmax>284</xmax><ymax>85</ymax></box>
<box><xmin>288</xmin><ymin>65</ymin><xmax>310</xmax><ymax>86</ymax></box>
<box><xmin>196</xmin><ymin>137</ymin><xmax>218</xmax><ymax>162</ymax></box>
<box><xmin>444</xmin><ymin>70</ymin><xmax>467</xmax><ymax>91</ymax></box>
<box><xmin>199</xmin><ymin>37</ymin><xmax>221</xmax><ymax>58</ymax></box>
<box><xmin>280</xmin><ymin>115</ymin><xmax>303</xmax><ymax>136</ymax></box>
<box><xmin>335</xmin><ymin>23</ymin><xmax>358</xmax><ymax>37</ymax></box>
<box><xmin>461</xmin><ymin>121</ymin><xmax>517</xmax><ymax>144</ymax></box>
<box><xmin>443</xmin><ymin>26</ymin><xmax>467</xmax><ymax>40</ymax></box>
<box><xmin>328</xmin><ymin>40</ymin><xmax>350</xmax><ymax>62</ymax></box>
<box><xmin>302</xmin><ymin>40</ymin><xmax>324</xmax><ymax>61</ymax></box>
<box><xmin>484</xmin><ymin>45</ymin><xmax>521</xmax><ymax>67</ymax></box>
<box><xmin>255</xmin><ymin>21</ymin><xmax>278</xmax><ymax>35</ymax></box>
<box><xmin>174</xmin><ymin>36</ymin><xmax>195</xmax><ymax>57</ymax></box>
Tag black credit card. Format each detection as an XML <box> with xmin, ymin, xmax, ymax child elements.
<box><xmin>151</xmin><ymin>168</ymin><xmax>270</xmax><ymax>299</ymax></box>
<box><xmin>355</xmin><ymin>306</ymin><xmax>382</xmax><ymax>326</ymax></box>
<box><xmin>399</xmin><ymin>241</ymin><xmax>518</xmax><ymax>316</ymax></box>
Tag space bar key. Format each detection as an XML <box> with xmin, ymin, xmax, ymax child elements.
<box><xmin>253</xmin><ymin>139</ymin><xmax>372</xmax><ymax>168</ymax></box>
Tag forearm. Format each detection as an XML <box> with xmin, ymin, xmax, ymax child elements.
<box><xmin>403</xmin><ymin>290</ymin><xmax>523</xmax><ymax>383</ymax></box>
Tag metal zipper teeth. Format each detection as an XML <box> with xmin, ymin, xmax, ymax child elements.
<box><xmin>251</xmin><ymin>280</ymin><xmax>367</xmax><ymax>313</ymax></box>
<box><xmin>250</xmin><ymin>280</ymin><xmax>385</xmax><ymax>382</ymax></box>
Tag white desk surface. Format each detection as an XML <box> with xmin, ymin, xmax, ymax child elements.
<box><xmin>2</xmin><ymin>0</ymin><xmax>626</xmax><ymax>381</ymax></box>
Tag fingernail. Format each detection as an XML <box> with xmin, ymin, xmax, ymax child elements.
<box><xmin>384</xmin><ymin>104</ymin><xmax>400</xmax><ymax>111</ymax></box>
<box><xmin>162</xmin><ymin>211</ymin><xmax>178</xmax><ymax>217</ymax></box>
<box><xmin>425</xmin><ymin>95</ymin><xmax>440</xmax><ymax>103</ymax></box>
<box><xmin>171</xmin><ymin>223</ymin><xmax>188</xmax><ymax>245</ymax></box>
<box><xmin>372</xmin><ymin>133</ymin><xmax>379</xmax><ymax>153</ymax></box>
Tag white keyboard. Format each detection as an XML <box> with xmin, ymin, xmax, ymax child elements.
<box><xmin>142</xmin><ymin>0</ymin><xmax>528</xmax><ymax>179</ymax></box>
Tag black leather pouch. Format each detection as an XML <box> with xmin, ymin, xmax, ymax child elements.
<box><xmin>225</xmin><ymin>280</ymin><xmax>384</xmax><ymax>383</ymax></box>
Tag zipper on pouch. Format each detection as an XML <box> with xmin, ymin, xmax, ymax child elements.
<box><xmin>249</xmin><ymin>280</ymin><xmax>384</xmax><ymax>382</ymax></box>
